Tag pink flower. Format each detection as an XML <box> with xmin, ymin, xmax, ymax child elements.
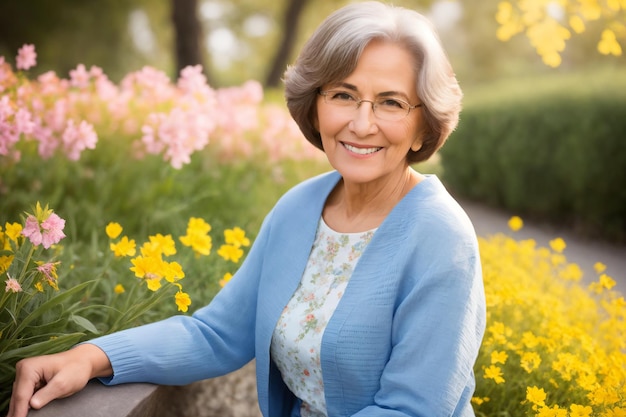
<box><xmin>5</xmin><ymin>276</ymin><xmax>22</xmax><ymax>293</ymax></box>
<box><xmin>22</xmin><ymin>213</ymin><xmax>66</xmax><ymax>249</ymax></box>
<box><xmin>69</xmin><ymin>64</ymin><xmax>90</xmax><ymax>88</ymax></box>
<box><xmin>15</xmin><ymin>108</ymin><xmax>35</xmax><ymax>136</ymax></box>
<box><xmin>41</xmin><ymin>213</ymin><xmax>66</xmax><ymax>248</ymax></box>
<box><xmin>16</xmin><ymin>44</ymin><xmax>37</xmax><ymax>71</ymax></box>
<box><xmin>37</xmin><ymin>261</ymin><xmax>60</xmax><ymax>283</ymax></box>
<box><xmin>177</xmin><ymin>65</ymin><xmax>212</xmax><ymax>96</ymax></box>
<box><xmin>62</xmin><ymin>119</ymin><xmax>98</xmax><ymax>160</ymax></box>
<box><xmin>22</xmin><ymin>216</ymin><xmax>42</xmax><ymax>246</ymax></box>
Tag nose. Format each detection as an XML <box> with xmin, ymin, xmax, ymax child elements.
<box><xmin>349</xmin><ymin>100</ymin><xmax>378</xmax><ymax>136</ymax></box>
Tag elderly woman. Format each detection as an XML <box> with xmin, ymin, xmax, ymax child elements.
<box><xmin>9</xmin><ymin>2</ymin><xmax>485</xmax><ymax>417</ymax></box>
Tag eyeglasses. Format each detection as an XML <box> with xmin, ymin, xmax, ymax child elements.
<box><xmin>319</xmin><ymin>89</ymin><xmax>423</xmax><ymax>122</ymax></box>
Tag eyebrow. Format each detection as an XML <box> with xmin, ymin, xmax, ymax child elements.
<box><xmin>335</xmin><ymin>82</ymin><xmax>411</xmax><ymax>100</ymax></box>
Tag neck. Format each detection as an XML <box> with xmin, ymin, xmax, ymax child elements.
<box><xmin>324</xmin><ymin>168</ymin><xmax>423</xmax><ymax>232</ymax></box>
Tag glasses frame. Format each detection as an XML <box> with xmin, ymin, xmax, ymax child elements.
<box><xmin>318</xmin><ymin>89</ymin><xmax>423</xmax><ymax>121</ymax></box>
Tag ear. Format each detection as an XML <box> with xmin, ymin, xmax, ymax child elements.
<box><xmin>410</xmin><ymin>136</ymin><xmax>423</xmax><ymax>152</ymax></box>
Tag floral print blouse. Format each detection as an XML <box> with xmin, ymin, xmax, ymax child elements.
<box><xmin>270</xmin><ymin>218</ymin><xmax>376</xmax><ymax>417</ymax></box>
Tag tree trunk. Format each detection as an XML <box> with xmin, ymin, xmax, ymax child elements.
<box><xmin>171</xmin><ymin>0</ymin><xmax>212</xmax><ymax>83</ymax></box>
<box><xmin>265</xmin><ymin>0</ymin><xmax>309</xmax><ymax>87</ymax></box>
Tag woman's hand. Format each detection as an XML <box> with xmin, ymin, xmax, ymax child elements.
<box><xmin>7</xmin><ymin>344</ymin><xmax>112</xmax><ymax>417</ymax></box>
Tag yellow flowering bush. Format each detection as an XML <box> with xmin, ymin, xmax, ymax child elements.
<box><xmin>472</xmin><ymin>217</ymin><xmax>625</xmax><ymax>416</ymax></box>
<box><xmin>496</xmin><ymin>0</ymin><xmax>625</xmax><ymax>67</ymax></box>
<box><xmin>103</xmin><ymin>217</ymin><xmax>250</xmax><ymax>331</ymax></box>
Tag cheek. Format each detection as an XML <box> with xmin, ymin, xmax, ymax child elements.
<box><xmin>316</xmin><ymin>103</ymin><xmax>344</xmax><ymax>135</ymax></box>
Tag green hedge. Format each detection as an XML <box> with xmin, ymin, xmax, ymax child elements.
<box><xmin>440</xmin><ymin>69</ymin><xmax>626</xmax><ymax>243</ymax></box>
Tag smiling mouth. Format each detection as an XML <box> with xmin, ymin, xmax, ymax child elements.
<box><xmin>342</xmin><ymin>143</ymin><xmax>382</xmax><ymax>155</ymax></box>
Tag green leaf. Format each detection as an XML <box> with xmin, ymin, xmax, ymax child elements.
<box><xmin>70</xmin><ymin>314</ymin><xmax>100</xmax><ymax>334</ymax></box>
<box><xmin>0</xmin><ymin>332</ymin><xmax>84</xmax><ymax>363</ymax></box>
<box><xmin>10</xmin><ymin>281</ymin><xmax>95</xmax><ymax>338</ymax></box>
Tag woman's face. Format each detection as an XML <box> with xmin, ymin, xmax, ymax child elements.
<box><xmin>315</xmin><ymin>39</ymin><xmax>425</xmax><ymax>187</ymax></box>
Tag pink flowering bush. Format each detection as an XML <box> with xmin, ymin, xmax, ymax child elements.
<box><xmin>0</xmin><ymin>203</ymin><xmax>88</xmax><ymax>410</ymax></box>
<box><xmin>0</xmin><ymin>44</ymin><xmax>323</xmax><ymax>168</ymax></box>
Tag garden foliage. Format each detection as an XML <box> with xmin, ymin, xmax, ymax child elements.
<box><xmin>440</xmin><ymin>68</ymin><xmax>626</xmax><ymax>243</ymax></box>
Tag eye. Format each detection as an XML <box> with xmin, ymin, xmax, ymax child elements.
<box><xmin>377</xmin><ymin>98</ymin><xmax>408</xmax><ymax>110</ymax></box>
<box><xmin>329</xmin><ymin>90</ymin><xmax>356</xmax><ymax>102</ymax></box>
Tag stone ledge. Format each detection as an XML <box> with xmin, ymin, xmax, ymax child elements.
<box><xmin>27</xmin><ymin>381</ymin><xmax>159</xmax><ymax>417</ymax></box>
<box><xmin>25</xmin><ymin>361</ymin><xmax>261</xmax><ymax>417</ymax></box>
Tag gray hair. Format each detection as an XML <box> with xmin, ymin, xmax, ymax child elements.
<box><xmin>283</xmin><ymin>1</ymin><xmax>462</xmax><ymax>164</ymax></box>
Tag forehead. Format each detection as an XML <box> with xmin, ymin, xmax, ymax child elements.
<box><xmin>340</xmin><ymin>40</ymin><xmax>417</xmax><ymax>98</ymax></box>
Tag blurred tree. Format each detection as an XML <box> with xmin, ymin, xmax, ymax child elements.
<box><xmin>265</xmin><ymin>0</ymin><xmax>310</xmax><ymax>87</ymax></box>
<box><xmin>172</xmin><ymin>0</ymin><xmax>212</xmax><ymax>82</ymax></box>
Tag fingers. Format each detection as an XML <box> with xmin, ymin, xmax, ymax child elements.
<box><xmin>7</xmin><ymin>379</ymin><xmax>31</xmax><ymax>417</ymax></box>
<box><xmin>7</xmin><ymin>361</ymin><xmax>41</xmax><ymax>417</ymax></box>
<box><xmin>29</xmin><ymin>375</ymin><xmax>81</xmax><ymax>410</ymax></box>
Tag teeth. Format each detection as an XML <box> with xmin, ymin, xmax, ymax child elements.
<box><xmin>343</xmin><ymin>143</ymin><xmax>381</xmax><ymax>155</ymax></box>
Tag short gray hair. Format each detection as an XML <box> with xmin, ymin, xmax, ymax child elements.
<box><xmin>283</xmin><ymin>1</ymin><xmax>462</xmax><ymax>164</ymax></box>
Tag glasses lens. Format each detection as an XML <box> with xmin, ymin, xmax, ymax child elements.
<box><xmin>374</xmin><ymin>98</ymin><xmax>409</xmax><ymax>121</ymax></box>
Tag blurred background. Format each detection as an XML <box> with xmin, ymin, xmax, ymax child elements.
<box><xmin>1</xmin><ymin>0</ymin><xmax>624</xmax><ymax>87</ymax></box>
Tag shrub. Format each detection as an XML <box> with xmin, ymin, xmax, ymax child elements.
<box><xmin>441</xmin><ymin>69</ymin><xmax>626</xmax><ymax>243</ymax></box>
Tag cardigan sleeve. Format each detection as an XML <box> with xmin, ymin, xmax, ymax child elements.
<box><xmin>90</xmin><ymin>209</ymin><xmax>276</xmax><ymax>386</ymax></box>
<box><xmin>352</xmin><ymin>222</ymin><xmax>485</xmax><ymax>416</ymax></box>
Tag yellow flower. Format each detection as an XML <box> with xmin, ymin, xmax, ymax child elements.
<box><xmin>569</xmin><ymin>15</ymin><xmax>585</xmax><ymax>34</ymax></box>
<box><xmin>520</xmin><ymin>351</ymin><xmax>542</xmax><ymax>373</ymax></box>
<box><xmin>106</xmin><ymin>222</ymin><xmax>123</xmax><ymax>239</ymax></box>
<box><xmin>598</xmin><ymin>29</ymin><xmax>623</xmax><ymax>56</ymax></box>
<box><xmin>569</xmin><ymin>404</ymin><xmax>592</xmax><ymax>417</ymax></box>
<box><xmin>491</xmin><ymin>350</ymin><xmax>508</xmax><ymax>365</ymax></box>
<box><xmin>186</xmin><ymin>217</ymin><xmax>211</xmax><ymax>234</ymax></box>
<box><xmin>179</xmin><ymin>217</ymin><xmax>213</xmax><ymax>256</ymax></box>
<box><xmin>175</xmin><ymin>290</ymin><xmax>192</xmax><ymax>312</ymax></box>
<box><xmin>219</xmin><ymin>272</ymin><xmax>233</xmax><ymax>287</ymax></box>
<box><xmin>537</xmin><ymin>404</ymin><xmax>567</xmax><ymax>417</ymax></box>
<box><xmin>163</xmin><ymin>260</ymin><xmax>185</xmax><ymax>283</ymax></box>
<box><xmin>147</xmin><ymin>233</ymin><xmax>177</xmax><ymax>257</ymax></box>
<box><xmin>471</xmin><ymin>396</ymin><xmax>490</xmax><ymax>405</ymax></box>
<box><xmin>180</xmin><ymin>232</ymin><xmax>212</xmax><ymax>256</ymax></box>
<box><xmin>130</xmin><ymin>255</ymin><xmax>160</xmax><ymax>279</ymax></box>
<box><xmin>549</xmin><ymin>237</ymin><xmax>566</xmax><ymax>253</ymax></box>
<box><xmin>110</xmin><ymin>236</ymin><xmax>136</xmax><ymax>257</ymax></box>
<box><xmin>588</xmin><ymin>273</ymin><xmax>617</xmax><ymax>294</ymax></box>
<box><xmin>526</xmin><ymin>385</ymin><xmax>546</xmax><ymax>406</ymax></box>
<box><xmin>593</xmin><ymin>262</ymin><xmax>606</xmax><ymax>274</ymax></box>
<box><xmin>114</xmin><ymin>284</ymin><xmax>125</xmax><ymax>294</ymax></box>
<box><xmin>145</xmin><ymin>276</ymin><xmax>162</xmax><ymax>291</ymax></box>
<box><xmin>224</xmin><ymin>227</ymin><xmax>250</xmax><ymax>248</ymax></box>
<box><xmin>218</xmin><ymin>244</ymin><xmax>244</xmax><ymax>263</ymax></box>
<box><xmin>0</xmin><ymin>255</ymin><xmax>13</xmax><ymax>274</ymax></box>
<box><xmin>484</xmin><ymin>365</ymin><xmax>505</xmax><ymax>384</ymax></box>
<box><xmin>604</xmin><ymin>407</ymin><xmax>626</xmax><ymax>417</ymax></box>
<box><xmin>508</xmin><ymin>216</ymin><xmax>523</xmax><ymax>231</ymax></box>
<box><xmin>4</xmin><ymin>222</ymin><xmax>22</xmax><ymax>242</ymax></box>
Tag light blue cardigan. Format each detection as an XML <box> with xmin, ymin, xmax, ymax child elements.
<box><xmin>91</xmin><ymin>171</ymin><xmax>486</xmax><ymax>417</ymax></box>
